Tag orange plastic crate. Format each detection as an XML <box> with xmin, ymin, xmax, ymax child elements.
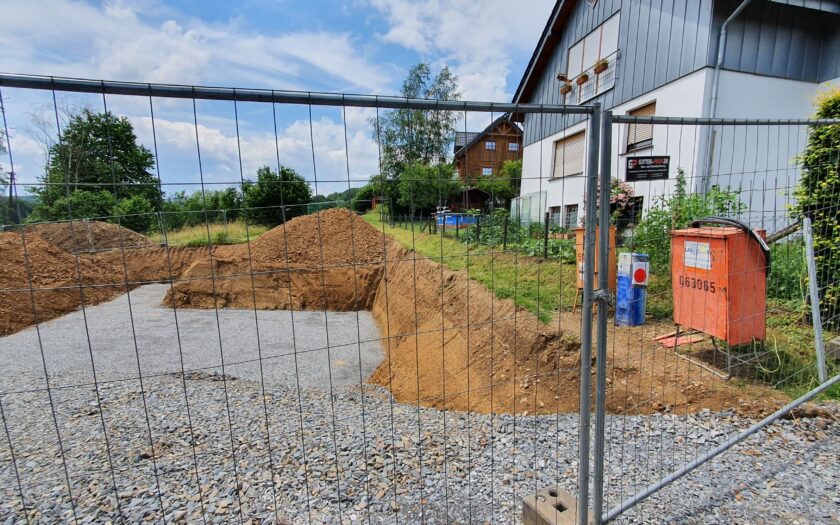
<box><xmin>670</xmin><ymin>226</ymin><xmax>767</xmax><ymax>345</ymax></box>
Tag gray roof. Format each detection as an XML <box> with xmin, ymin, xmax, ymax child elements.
<box><xmin>454</xmin><ymin>131</ymin><xmax>480</xmax><ymax>149</ymax></box>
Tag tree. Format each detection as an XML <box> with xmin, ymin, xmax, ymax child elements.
<box><xmin>397</xmin><ymin>162</ymin><xmax>463</xmax><ymax>214</ymax></box>
<box><xmin>112</xmin><ymin>194</ymin><xmax>154</xmax><ymax>233</ymax></box>
<box><xmin>371</xmin><ymin>63</ymin><xmax>460</xmax><ymax>178</ymax></box>
<box><xmin>794</xmin><ymin>86</ymin><xmax>840</xmax><ymax>327</ymax></box>
<box><xmin>32</xmin><ymin>109</ymin><xmax>161</xmax><ymax>221</ymax></box>
<box><xmin>243</xmin><ymin>165</ymin><xmax>312</xmax><ymax>226</ymax></box>
<box><xmin>475</xmin><ymin>160</ymin><xmax>521</xmax><ymax>210</ymax></box>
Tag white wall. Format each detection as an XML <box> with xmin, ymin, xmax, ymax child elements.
<box><xmin>708</xmin><ymin>71</ymin><xmax>840</xmax><ymax>231</ymax></box>
<box><xmin>519</xmin><ymin>69</ymin><xmax>709</xmax><ymax>225</ymax></box>
<box><xmin>519</xmin><ymin>68</ymin><xmax>840</xmax><ymax>233</ymax></box>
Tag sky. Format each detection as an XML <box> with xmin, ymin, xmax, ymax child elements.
<box><xmin>0</xmin><ymin>0</ymin><xmax>554</xmax><ymax>197</ymax></box>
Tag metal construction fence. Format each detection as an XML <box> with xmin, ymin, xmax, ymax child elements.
<box><xmin>0</xmin><ymin>73</ymin><xmax>837</xmax><ymax>525</ymax></box>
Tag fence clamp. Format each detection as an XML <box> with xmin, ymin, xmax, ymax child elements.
<box><xmin>593</xmin><ymin>288</ymin><xmax>613</xmax><ymax>306</ymax></box>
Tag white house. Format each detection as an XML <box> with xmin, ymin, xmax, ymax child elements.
<box><xmin>513</xmin><ymin>0</ymin><xmax>840</xmax><ymax>232</ymax></box>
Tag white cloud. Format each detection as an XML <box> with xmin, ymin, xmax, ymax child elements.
<box><xmin>131</xmin><ymin>110</ymin><xmax>379</xmax><ymax>195</ymax></box>
<box><xmin>0</xmin><ymin>0</ymin><xmax>392</xmax><ymax>93</ymax></box>
<box><xmin>368</xmin><ymin>0</ymin><xmax>554</xmax><ymax>101</ymax></box>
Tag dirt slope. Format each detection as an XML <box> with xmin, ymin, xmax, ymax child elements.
<box><xmin>369</xmin><ymin>241</ymin><xmax>582</xmax><ymax>414</ymax></box>
<box><xmin>165</xmin><ymin>208</ymin><xmax>386</xmax><ymax>311</ymax></box>
<box><xmin>0</xmin><ymin>232</ymin><xmax>125</xmax><ymax>335</ymax></box>
<box><xmin>26</xmin><ymin>221</ymin><xmax>154</xmax><ymax>253</ymax></box>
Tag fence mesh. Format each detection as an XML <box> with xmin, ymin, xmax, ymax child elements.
<box><xmin>0</xmin><ymin>75</ymin><xmax>837</xmax><ymax>525</ymax></box>
<box><xmin>598</xmin><ymin>118</ymin><xmax>839</xmax><ymax>523</ymax></box>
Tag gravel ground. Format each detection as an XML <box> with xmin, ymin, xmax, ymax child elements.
<box><xmin>0</xmin><ymin>284</ymin><xmax>384</xmax><ymax>393</ymax></box>
<box><xmin>0</xmin><ymin>287</ymin><xmax>838</xmax><ymax>524</ymax></box>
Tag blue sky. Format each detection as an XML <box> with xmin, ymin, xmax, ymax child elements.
<box><xmin>1</xmin><ymin>0</ymin><xmax>554</xmax><ymax>196</ymax></box>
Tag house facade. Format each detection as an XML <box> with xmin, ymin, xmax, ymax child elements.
<box><xmin>513</xmin><ymin>0</ymin><xmax>840</xmax><ymax>231</ymax></box>
<box><xmin>454</xmin><ymin>115</ymin><xmax>523</xmax><ymax>182</ymax></box>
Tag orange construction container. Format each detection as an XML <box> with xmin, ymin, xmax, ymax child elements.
<box><xmin>574</xmin><ymin>226</ymin><xmax>616</xmax><ymax>291</ymax></box>
<box><xmin>670</xmin><ymin>222</ymin><xmax>768</xmax><ymax>345</ymax></box>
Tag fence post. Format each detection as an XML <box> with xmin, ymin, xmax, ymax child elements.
<box><xmin>503</xmin><ymin>214</ymin><xmax>509</xmax><ymax>251</ymax></box>
<box><xmin>592</xmin><ymin>109</ymin><xmax>612</xmax><ymax>525</ymax></box>
<box><xmin>476</xmin><ymin>215</ymin><xmax>481</xmax><ymax>244</ymax></box>
<box><xmin>803</xmin><ymin>216</ymin><xmax>828</xmax><ymax>383</ymax></box>
<box><xmin>578</xmin><ymin>104</ymin><xmax>601</xmax><ymax>525</ymax></box>
<box><xmin>543</xmin><ymin>211</ymin><xmax>550</xmax><ymax>258</ymax></box>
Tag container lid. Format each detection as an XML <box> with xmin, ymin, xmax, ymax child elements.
<box><xmin>670</xmin><ymin>226</ymin><xmax>743</xmax><ymax>238</ymax></box>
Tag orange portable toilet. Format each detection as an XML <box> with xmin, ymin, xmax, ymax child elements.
<box><xmin>670</xmin><ymin>218</ymin><xmax>769</xmax><ymax>346</ymax></box>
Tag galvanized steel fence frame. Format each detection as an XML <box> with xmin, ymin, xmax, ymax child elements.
<box><xmin>589</xmin><ymin>112</ymin><xmax>840</xmax><ymax>524</ymax></box>
<box><xmin>1</xmin><ymin>73</ymin><xmax>839</xmax><ymax>524</ymax></box>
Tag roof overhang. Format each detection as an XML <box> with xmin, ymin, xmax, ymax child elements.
<box><xmin>511</xmin><ymin>0</ymin><xmax>580</xmax><ymax>117</ymax></box>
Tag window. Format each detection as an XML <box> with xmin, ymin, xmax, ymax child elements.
<box><xmin>549</xmin><ymin>206</ymin><xmax>563</xmax><ymax>226</ymax></box>
<box><xmin>552</xmin><ymin>131</ymin><xmax>586</xmax><ymax>179</ymax></box>
<box><xmin>612</xmin><ymin>196</ymin><xmax>643</xmax><ymax>228</ymax></box>
<box><xmin>508</xmin><ymin>142</ymin><xmax>520</xmax><ymax>152</ymax></box>
<box><xmin>564</xmin><ymin>204</ymin><xmax>579</xmax><ymax>229</ymax></box>
<box><xmin>485</xmin><ymin>141</ymin><xmax>496</xmax><ymax>150</ymax></box>
<box><xmin>482</xmin><ymin>167</ymin><xmax>493</xmax><ymax>176</ymax></box>
<box><xmin>567</xmin><ymin>13</ymin><xmax>620</xmax><ymax>102</ymax></box>
<box><xmin>626</xmin><ymin>102</ymin><xmax>656</xmax><ymax>152</ymax></box>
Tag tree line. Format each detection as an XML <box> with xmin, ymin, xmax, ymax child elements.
<box><xmin>5</xmin><ymin>62</ymin><xmax>522</xmax><ymax>233</ymax></box>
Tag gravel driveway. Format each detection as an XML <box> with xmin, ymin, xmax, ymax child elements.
<box><xmin>0</xmin><ymin>286</ymin><xmax>837</xmax><ymax>524</ymax></box>
<box><xmin>0</xmin><ymin>284</ymin><xmax>384</xmax><ymax>393</ymax></box>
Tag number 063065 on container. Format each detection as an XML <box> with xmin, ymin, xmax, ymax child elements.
<box><xmin>669</xmin><ymin>226</ymin><xmax>768</xmax><ymax>346</ymax></box>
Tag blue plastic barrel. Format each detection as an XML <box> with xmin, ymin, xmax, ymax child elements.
<box><xmin>615</xmin><ymin>253</ymin><xmax>647</xmax><ymax>326</ymax></box>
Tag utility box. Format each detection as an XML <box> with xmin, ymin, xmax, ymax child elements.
<box><xmin>616</xmin><ymin>252</ymin><xmax>649</xmax><ymax>326</ymax></box>
<box><xmin>670</xmin><ymin>222</ymin><xmax>769</xmax><ymax>345</ymax></box>
<box><xmin>574</xmin><ymin>226</ymin><xmax>616</xmax><ymax>292</ymax></box>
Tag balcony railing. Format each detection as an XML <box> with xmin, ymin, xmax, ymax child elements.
<box><xmin>561</xmin><ymin>50</ymin><xmax>619</xmax><ymax>104</ymax></box>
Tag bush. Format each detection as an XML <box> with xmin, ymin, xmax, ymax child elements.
<box><xmin>28</xmin><ymin>190</ymin><xmax>117</xmax><ymax>222</ymax></box>
<box><xmin>767</xmin><ymin>241</ymin><xmax>806</xmax><ymax>302</ymax></box>
<box><xmin>794</xmin><ymin>86</ymin><xmax>840</xmax><ymax>327</ymax></box>
<box><xmin>630</xmin><ymin>169</ymin><xmax>745</xmax><ymax>272</ymax></box>
<box><xmin>111</xmin><ymin>195</ymin><xmax>154</xmax><ymax>233</ymax></box>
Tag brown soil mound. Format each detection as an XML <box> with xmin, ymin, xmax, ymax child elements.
<box><xmin>369</xmin><ymin>242</ymin><xmax>582</xmax><ymax>414</ymax></box>
<box><xmin>0</xmin><ymin>232</ymin><xmax>125</xmax><ymax>335</ymax></box>
<box><xmin>239</xmin><ymin>207</ymin><xmax>385</xmax><ymax>266</ymax></box>
<box><xmin>93</xmin><ymin>245</ymin><xmax>213</xmax><ymax>284</ymax></box>
<box><xmin>164</xmin><ymin>208</ymin><xmax>386</xmax><ymax>311</ymax></box>
<box><xmin>26</xmin><ymin>221</ymin><xmax>154</xmax><ymax>254</ymax></box>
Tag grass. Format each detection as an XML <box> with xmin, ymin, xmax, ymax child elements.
<box><xmin>363</xmin><ymin>213</ymin><xmax>577</xmax><ymax>323</ymax></box>
<box><xmin>152</xmin><ymin>221</ymin><xmax>269</xmax><ymax>247</ymax></box>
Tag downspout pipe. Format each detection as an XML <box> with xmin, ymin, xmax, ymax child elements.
<box><xmin>701</xmin><ymin>0</ymin><xmax>753</xmax><ymax>191</ymax></box>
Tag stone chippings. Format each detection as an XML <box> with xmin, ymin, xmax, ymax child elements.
<box><xmin>0</xmin><ymin>376</ymin><xmax>837</xmax><ymax>524</ymax></box>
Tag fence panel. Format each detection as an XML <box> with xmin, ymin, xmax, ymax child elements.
<box><xmin>595</xmin><ymin>115</ymin><xmax>840</xmax><ymax>523</ymax></box>
<box><xmin>0</xmin><ymin>74</ymin><xmax>598</xmax><ymax>524</ymax></box>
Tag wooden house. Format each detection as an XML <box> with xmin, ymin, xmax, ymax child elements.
<box><xmin>454</xmin><ymin>115</ymin><xmax>523</xmax><ymax>183</ymax></box>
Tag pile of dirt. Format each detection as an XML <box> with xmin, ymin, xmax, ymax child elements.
<box><xmin>0</xmin><ymin>232</ymin><xmax>125</xmax><ymax>335</ymax></box>
<box><xmin>237</xmin><ymin>207</ymin><xmax>385</xmax><ymax>266</ymax></box>
<box><xmin>26</xmin><ymin>221</ymin><xmax>155</xmax><ymax>254</ymax></box>
<box><xmin>164</xmin><ymin>208</ymin><xmax>386</xmax><ymax>311</ymax></box>
<box><xmin>368</xmin><ymin>241</ymin><xmax>583</xmax><ymax>414</ymax></box>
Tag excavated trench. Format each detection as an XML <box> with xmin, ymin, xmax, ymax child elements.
<box><xmin>1</xmin><ymin>209</ymin><xmax>782</xmax><ymax>416</ymax></box>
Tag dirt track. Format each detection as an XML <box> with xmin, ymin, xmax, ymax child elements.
<box><xmin>0</xmin><ymin>208</ymin><xmax>785</xmax><ymax>416</ymax></box>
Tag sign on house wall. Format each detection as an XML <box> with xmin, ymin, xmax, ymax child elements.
<box><xmin>626</xmin><ymin>156</ymin><xmax>670</xmax><ymax>182</ymax></box>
